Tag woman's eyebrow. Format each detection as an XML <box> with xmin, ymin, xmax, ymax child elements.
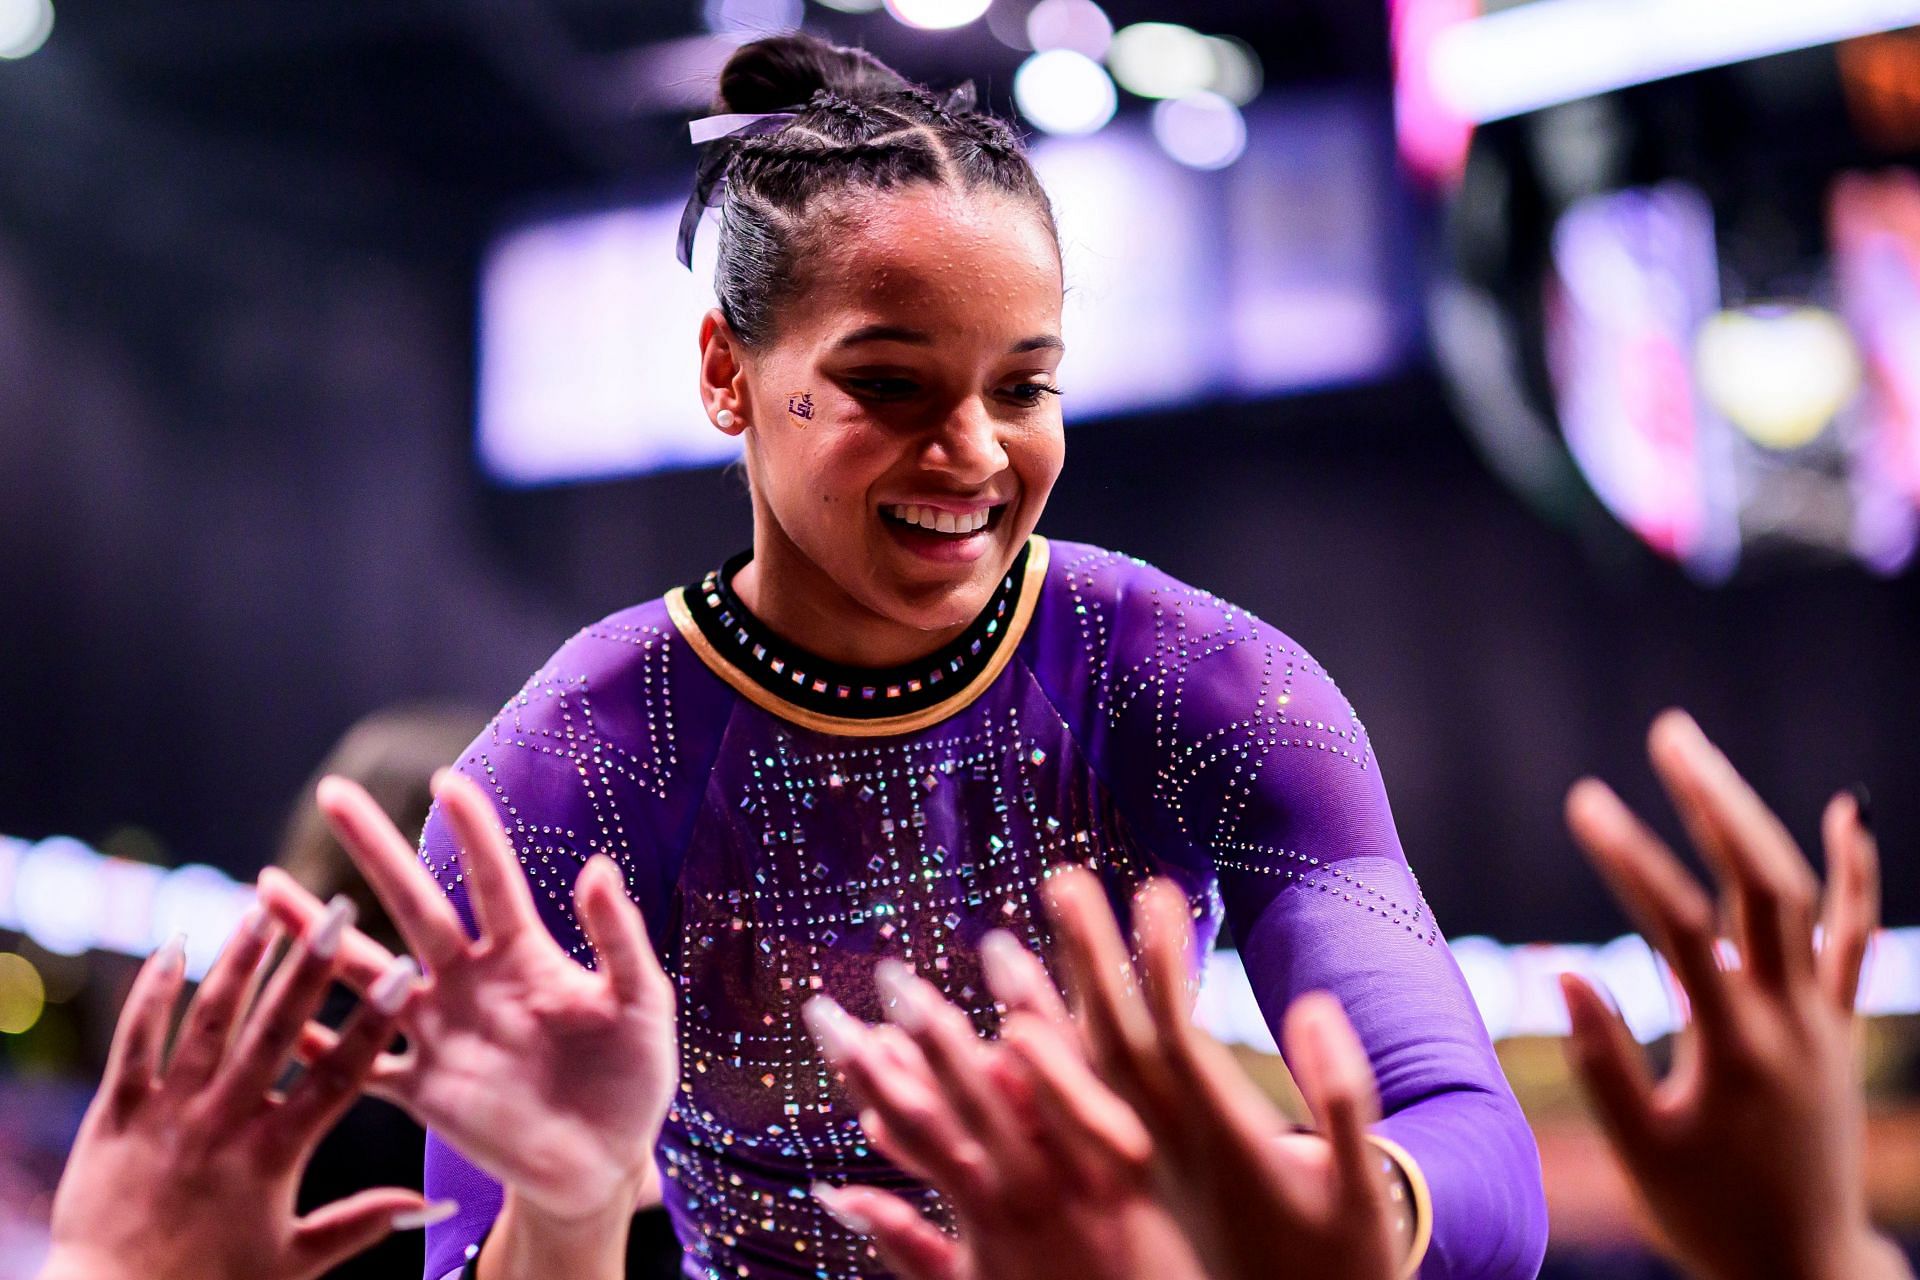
<box><xmin>833</xmin><ymin>323</ymin><xmax>932</xmax><ymax>348</ymax></box>
<box><xmin>830</xmin><ymin>325</ymin><xmax>1065</xmax><ymax>355</ymax></box>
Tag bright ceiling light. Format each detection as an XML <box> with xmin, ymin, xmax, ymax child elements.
<box><xmin>704</xmin><ymin>0</ymin><xmax>804</xmax><ymax>35</ymax></box>
<box><xmin>1027</xmin><ymin>0</ymin><xmax>1113</xmax><ymax>60</ymax></box>
<box><xmin>1152</xmin><ymin>92</ymin><xmax>1248</xmax><ymax>169</ymax></box>
<box><xmin>1108</xmin><ymin>22</ymin><xmax>1215</xmax><ymax>99</ymax></box>
<box><xmin>884</xmin><ymin>0</ymin><xmax>992</xmax><ymax>31</ymax></box>
<box><xmin>1430</xmin><ymin>0</ymin><xmax>1920</xmax><ymax>124</ymax></box>
<box><xmin>1014</xmin><ymin>49</ymin><xmax>1117</xmax><ymax>136</ymax></box>
<box><xmin>0</xmin><ymin>0</ymin><xmax>53</xmax><ymax>60</ymax></box>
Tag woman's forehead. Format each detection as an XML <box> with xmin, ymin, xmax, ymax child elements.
<box><xmin>800</xmin><ymin>188</ymin><xmax>1063</xmax><ymax>344</ymax></box>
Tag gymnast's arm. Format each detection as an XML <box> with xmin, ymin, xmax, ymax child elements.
<box><xmin>1197</xmin><ymin>658</ymin><xmax>1545</xmax><ymax>1279</ymax></box>
<box><xmin>1060</xmin><ymin>571</ymin><xmax>1548</xmax><ymax>1279</ymax></box>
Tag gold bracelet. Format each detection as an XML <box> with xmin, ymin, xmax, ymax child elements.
<box><xmin>1364</xmin><ymin>1134</ymin><xmax>1433</xmax><ymax>1280</ymax></box>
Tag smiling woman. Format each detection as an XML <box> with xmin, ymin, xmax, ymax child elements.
<box><xmin>410</xmin><ymin>31</ymin><xmax>1549</xmax><ymax>1280</ymax></box>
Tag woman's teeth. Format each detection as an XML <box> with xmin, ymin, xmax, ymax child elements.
<box><xmin>883</xmin><ymin>504</ymin><xmax>994</xmax><ymax>535</ymax></box>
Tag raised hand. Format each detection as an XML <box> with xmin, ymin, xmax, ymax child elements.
<box><xmin>803</xmin><ymin>939</ymin><xmax>1204</xmax><ymax>1280</ymax></box>
<box><xmin>255</xmin><ymin>771</ymin><xmax>677</xmax><ymax>1230</ymax></box>
<box><xmin>38</xmin><ymin>898</ymin><xmax>438</xmax><ymax>1280</ymax></box>
<box><xmin>1040</xmin><ymin>868</ymin><xmax>1411</xmax><ymax>1280</ymax></box>
<box><xmin>1559</xmin><ymin>710</ymin><xmax>1909</xmax><ymax>1280</ymax></box>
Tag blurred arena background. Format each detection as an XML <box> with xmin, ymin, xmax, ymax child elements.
<box><xmin>1</xmin><ymin>0</ymin><xmax>1918</xmax><ymax>1275</ymax></box>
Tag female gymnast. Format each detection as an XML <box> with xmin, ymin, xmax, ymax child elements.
<box><xmin>284</xmin><ymin>33</ymin><xmax>1548</xmax><ymax>1280</ymax></box>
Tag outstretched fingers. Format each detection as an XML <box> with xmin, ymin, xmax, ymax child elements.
<box><xmin>288</xmin><ymin>1188</ymin><xmax>458</xmax><ymax>1280</ymax></box>
<box><xmin>1281</xmin><ymin>992</ymin><xmax>1383</xmax><ymax>1212</ymax></box>
<box><xmin>1559</xmin><ymin>973</ymin><xmax>1658</xmax><ymax>1164</ymax></box>
<box><xmin>1132</xmin><ymin>880</ymin><xmax>1202</xmax><ymax>1068</ymax></box>
<box><xmin>208</xmin><ymin>895</ymin><xmax>355</xmax><ymax>1115</ymax></box>
<box><xmin>1565</xmin><ymin>778</ymin><xmax>1731</xmax><ymax>1032</ymax></box>
<box><xmin>100</xmin><ymin>935</ymin><xmax>188</xmax><ymax>1122</ymax></box>
<box><xmin>806</xmin><ymin>997</ymin><xmax>990</xmax><ymax>1202</ymax></box>
<box><xmin>1000</xmin><ymin>1011</ymin><xmax>1154</xmax><ymax>1192</ymax></box>
<box><xmin>432</xmin><ymin>771</ymin><xmax>542</xmax><ymax>946</ymax></box>
<box><xmin>254</xmin><ymin>867</ymin><xmax>396</xmax><ymax>991</ymax></box>
<box><xmin>1042</xmin><ymin>867</ymin><xmax>1158</xmax><ymax>1095</ymax></box>
<box><xmin>875</xmin><ymin>960</ymin><xmax>1037</xmax><ymax>1180</ymax></box>
<box><xmin>161</xmin><ymin>905</ymin><xmax>278</xmax><ymax>1096</ymax></box>
<box><xmin>813</xmin><ymin>1184</ymin><xmax>963</xmax><ymax>1280</ymax></box>
<box><xmin>275</xmin><ymin>954</ymin><xmax>420</xmax><ymax>1151</ymax></box>
<box><xmin>573</xmin><ymin>854</ymin><xmax>668</xmax><ymax>1006</ymax></box>
<box><xmin>1819</xmin><ymin>788</ymin><xmax>1880</xmax><ymax>1012</ymax></box>
<box><xmin>979</xmin><ymin>930</ymin><xmax>1071</xmax><ymax>1026</ymax></box>
<box><xmin>315</xmin><ymin>776</ymin><xmax>468</xmax><ymax>974</ymax></box>
<box><xmin>1647</xmin><ymin>710</ymin><xmax>1819</xmax><ymax>992</ymax></box>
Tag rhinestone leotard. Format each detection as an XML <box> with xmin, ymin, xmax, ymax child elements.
<box><xmin>418</xmin><ymin>537</ymin><xmax>1547</xmax><ymax>1280</ymax></box>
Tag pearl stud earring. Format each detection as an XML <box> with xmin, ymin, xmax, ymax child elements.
<box><xmin>716</xmin><ymin>409</ymin><xmax>737</xmax><ymax>429</ymax></box>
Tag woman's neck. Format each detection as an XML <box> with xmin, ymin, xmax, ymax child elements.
<box><xmin>731</xmin><ymin>525</ymin><xmax>972</xmax><ymax>670</ymax></box>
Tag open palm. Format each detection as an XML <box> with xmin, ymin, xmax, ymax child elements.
<box><xmin>262</xmin><ymin>772</ymin><xmax>675</xmax><ymax>1222</ymax></box>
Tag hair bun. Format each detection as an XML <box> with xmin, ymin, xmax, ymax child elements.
<box><xmin>715</xmin><ymin>34</ymin><xmax>914</xmax><ymax>114</ymax></box>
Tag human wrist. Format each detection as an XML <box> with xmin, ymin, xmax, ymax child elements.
<box><xmin>479</xmin><ymin>1170</ymin><xmax>649</xmax><ymax>1280</ymax></box>
<box><xmin>37</xmin><ymin>1246</ymin><xmax>148</xmax><ymax>1280</ymax></box>
<box><xmin>1810</xmin><ymin>1228</ymin><xmax>1911</xmax><ymax>1280</ymax></box>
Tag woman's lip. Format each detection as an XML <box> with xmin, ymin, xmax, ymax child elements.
<box><xmin>878</xmin><ymin>497</ymin><xmax>1009</xmax><ymax>517</ymax></box>
<box><xmin>880</xmin><ymin>516</ymin><xmax>996</xmax><ymax>563</ymax></box>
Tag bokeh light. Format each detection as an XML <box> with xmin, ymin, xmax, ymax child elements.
<box><xmin>1013</xmin><ymin>49</ymin><xmax>1117</xmax><ymax>136</ymax></box>
<box><xmin>0</xmin><ymin>0</ymin><xmax>52</xmax><ymax>60</ymax></box>
<box><xmin>1108</xmin><ymin>21</ymin><xmax>1214</xmax><ymax>99</ymax></box>
<box><xmin>1696</xmin><ymin>305</ymin><xmax>1862</xmax><ymax>450</ymax></box>
<box><xmin>704</xmin><ymin>0</ymin><xmax>804</xmax><ymax>36</ymax></box>
<box><xmin>1205</xmin><ymin>35</ymin><xmax>1264</xmax><ymax>105</ymax></box>
<box><xmin>884</xmin><ymin>0</ymin><xmax>992</xmax><ymax>31</ymax></box>
<box><xmin>1026</xmin><ymin>0</ymin><xmax>1112</xmax><ymax>60</ymax></box>
<box><xmin>1151</xmin><ymin>92</ymin><xmax>1248</xmax><ymax>169</ymax></box>
<box><xmin>0</xmin><ymin>953</ymin><xmax>45</xmax><ymax>1035</ymax></box>
<box><xmin>15</xmin><ymin>836</ymin><xmax>100</xmax><ymax>957</ymax></box>
<box><xmin>811</xmin><ymin>0</ymin><xmax>884</xmax><ymax>11</ymax></box>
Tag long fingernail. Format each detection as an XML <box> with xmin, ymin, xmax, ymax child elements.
<box><xmin>369</xmin><ymin>955</ymin><xmax>420</xmax><ymax>1015</ymax></box>
<box><xmin>802</xmin><ymin>996</ymin><xmax>864</xmax><ymax>1064</ymax></box>
<box><xmin>154</xmin><ymin>932</ymin><xmax>187</xmax><ymax>973</ymax></box>
<box><xmin>310</xmin><ymin>894</ymin><xmax>357</xmax><ymax>961</ymax></box>
<box><xmin>430</xmin><ymin>767</ymin><xmax>453</xmax><ymax>795</ymax></box>
<box><xmin>812</xmin><ymin>1183</ymin><xmax>874</xmax><ymax>1234</ymax></box>
<box><xmin>391</xmin><ymin>1198</ymin><xmax>459</xmax><ymax>1231</ymax></box>
<box><xmin>238</xmin><ymin>904</ymin><xmax>271</xmax><ymax>941</ymax></box>
<box><xmin>980</xmin><ymin>930</ymin><xmax>1036</xmax><ymax>1006</ymax></box>
<box><xmin>1848</xmin><ymin>783</ymin><xmax>1874</xmax><ymax>833</ymax></box>
<box><xmin>873</xmin><ymin>959</ymin><xmax>929</xmax><ymax>1031</ymax></box>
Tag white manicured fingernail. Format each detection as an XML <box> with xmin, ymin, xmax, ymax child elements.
<box><xmin>237</xmin><ymin>904</ymin><xmax>270</xmax><ymax>941</ymax></box>
<box><xmin>980</xmin><ymin>930</ymin><xmax>1036</xmax><ymax>1006</ymax></box>
<box><xmin>154</xmin><ymin>933</ymin><xmax>187</xmax><ymax>972</ymax></box>
<box><xmin>369</xmin><ymin>955</ymin><xmax>420</xmax><ymax>1015</ymax></box>
<box><xmin>812</xmin><ymin>1183</ymin><xmax>873</xmax><ymax>1234</ymax></box>
<box><xmin>391</xmin><ymin>1198</ymin><xmax>459</xmax><ymax>1231</ymax></box>
<box><xmin>802</xmin><ymin>996</ymin><xmax>863</xmax><ymax>1064</ymax></box>
<box><xmin>310</xmin><ymin>894</ymin><xmax>357</xmax><ymax>961</ymax></box>
<box><xmin>873</xmin><ymin>959</ymin><xmax>930</xmax><ymax>1031</ymax></box>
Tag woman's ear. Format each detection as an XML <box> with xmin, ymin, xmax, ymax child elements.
<box><xmin>699</xmin><ymin>308</ymin><xmax>750</xmax><ymax>437</ymax></box>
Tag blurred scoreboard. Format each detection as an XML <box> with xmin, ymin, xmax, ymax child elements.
<box><xmin>1397</xmin><ymin>0</ymin><xmax>1920</xmax><ymax>577</ymax></box>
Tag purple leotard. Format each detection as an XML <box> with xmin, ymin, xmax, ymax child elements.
<box><xmin>418</xmin><ymin>538</ymin><xmax>1547</xmax><ymax>1279</ymax></box>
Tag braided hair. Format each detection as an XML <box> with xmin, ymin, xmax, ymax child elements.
<box><xmin>699</xmin><ymin>34</ymin><xmax>1059</xmax><ymax>346</ymax></box>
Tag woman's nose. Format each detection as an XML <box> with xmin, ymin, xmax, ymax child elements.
<box><xmin>926</xmin><ymin>401</ymin><xmax>1009</xmax><ymax>484</ymax></box>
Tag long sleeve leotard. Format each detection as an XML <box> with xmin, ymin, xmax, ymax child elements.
<box><xmin>417</xmin><ymin>537</ymin><xmax>1548</xmax><ymax>1280</ymax></box>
